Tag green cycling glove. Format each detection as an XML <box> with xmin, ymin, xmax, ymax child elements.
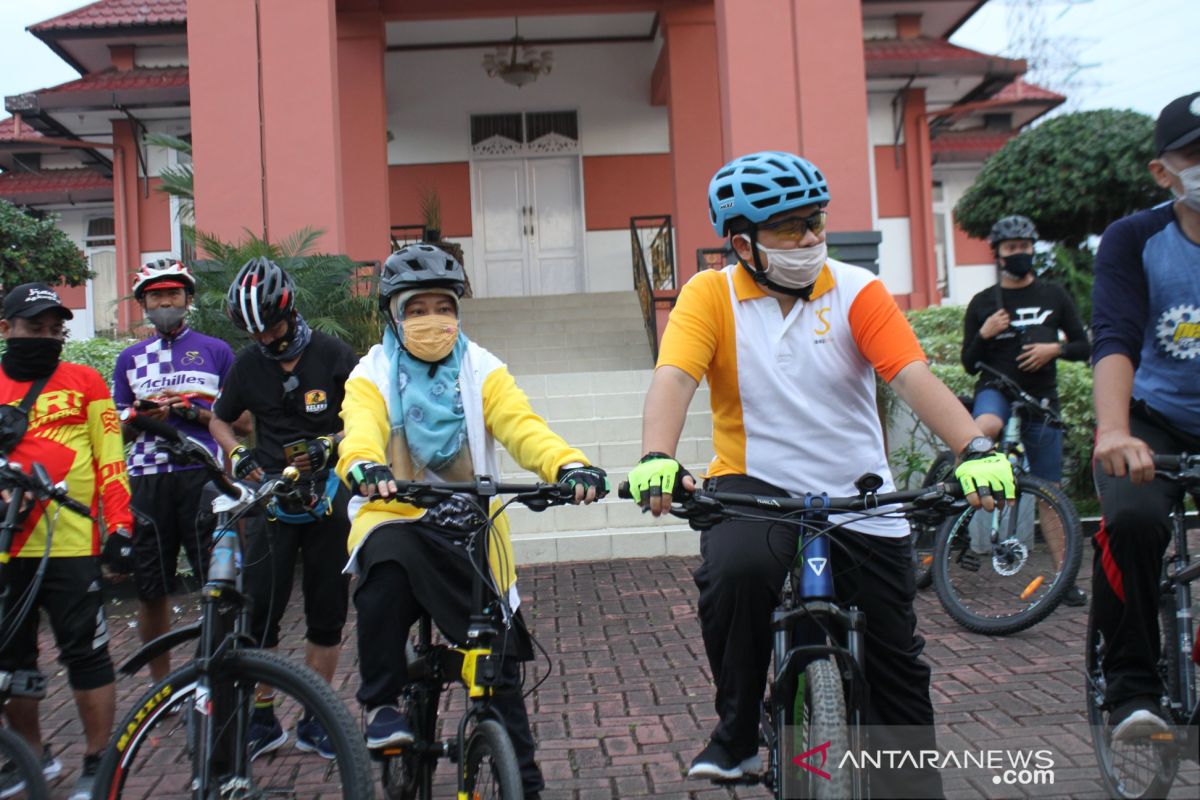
<box><xmin>954</xmin><ymin>452</ymin><xmax>1016</xmax><ymax>501</ymax></box>
<box><xmin>627</xmin><ymin>452</ymin><xmax>692</xmax><ymax>504</ymax></box>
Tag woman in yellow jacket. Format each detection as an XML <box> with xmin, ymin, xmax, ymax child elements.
<box><xmin>336</xmin><ymin>244</ymin><xmax>607</xmax><ymax>799</ymax></box>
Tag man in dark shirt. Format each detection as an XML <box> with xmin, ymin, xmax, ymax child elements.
<box><xmin>210</xmin><ymin>257</ymin><xmax>358</xmax><ymax>761</ymax></box>
<box><xmin>1090</xmin><ymin>92</ymin><xmax>1200</xmax><ymax>742</ymax></box>
<box><xmin>961</xmin><ymin>215</ymin><xmax>1091</xmax><ymax>605</ymax></box>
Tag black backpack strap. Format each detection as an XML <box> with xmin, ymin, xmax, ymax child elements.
<box><xmin>16</xmin><ymin>376</ymin><xmax>50</xmax><ymax>415</ymax></box>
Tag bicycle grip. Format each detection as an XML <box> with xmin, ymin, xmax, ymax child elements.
<box><xmin>126</xmin><ymin>412</ymin><xmax>184</xmax><ymax>443</ymax></box>
<box><xmin>1152</xmin><ymin>455</ymin><xmax>1181</xmax><ymax>471</ymax></box>
<box><xmin>618</xmin><ymin>481</ymin><xmax>632</xmax><ymax>500</ymax></box>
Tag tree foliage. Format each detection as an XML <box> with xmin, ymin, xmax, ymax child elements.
<box><xmin>187</xmin><ymin>227</ymin><xmax>380</xmax><ymax>355</ymax></box>
<box><xmin>954</xmin><ymin>109</ymin><xmax>1168</xmax><ymax>247</ymax></box>
<box><xmin>0</xmin><ymin>199</ymin><xmax>91</xmax><ymax>289</ymax></box>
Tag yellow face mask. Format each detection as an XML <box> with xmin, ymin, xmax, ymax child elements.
<box><xmin>401</xmin><ymin>314</ymin><xmax>459</xmax><ymax>362</ymax></box>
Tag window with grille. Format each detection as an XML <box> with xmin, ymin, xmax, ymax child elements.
<box><xmin>85</xmin><ymin>217</ymin><xmax>116</xmax><ymax>247</ymax></box>
<box><xmin>470</xmin><ymin>111</ymin><xmax>579</xmax><ymax>157</ymax></box>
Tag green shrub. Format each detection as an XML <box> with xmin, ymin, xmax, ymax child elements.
<box><xmin>0</xmin><ymin>336</ymin><xmax>133</xmax><ymax>386</ymax></box>
<box><xmin>886</xmin><ymin>305</ymin><xmax>1095</xmax><ymax>504</ymax></box>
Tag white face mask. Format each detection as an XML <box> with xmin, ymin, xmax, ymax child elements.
<box><xmin>1164</xmin><ymin>159</ymin><xmax>1200</xmax><ymax>212</ymax></box>
<box><xmin>738</xmin><ymin>236</ymin><xmax>827</xmax><ymax>288</ymax></box>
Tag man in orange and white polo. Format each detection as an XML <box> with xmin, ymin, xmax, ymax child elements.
<box><xmin>626</xmin><ymin>152</ymin><xmax>1015</xmax><ymax>797</ymax></box>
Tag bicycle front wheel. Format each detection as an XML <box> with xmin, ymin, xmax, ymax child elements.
<box><xmin>1086</xmin><ymin>597</ymin><xmax>1179</xmax><ymax>798</ymax></box>
<box><xmin>461</xmin><ymin>718</ymin><xmax>522</xmax><ymax>800</ymax></box>
<box><xmin>783</xmin><ymin>658</ymin><xmax>853</xmax><ymax>800</ymax></box>
<box><xmin>932</xmin><ymin>474</ymin><xmax>1082</xmax><ymax>635</ymax></box>
<box><xmin>96</xmin><ymin>648</ymin><xmax>374</xmax><ymax>799</ymax></box>
<box><xmin>0</xmin><ymin>726</ymin><xmax>49</xmax><ymax>800</ymax></box>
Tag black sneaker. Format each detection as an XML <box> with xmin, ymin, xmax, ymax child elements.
<box><xmin>687</xmin><ymin>740</ymin><xmax>761</xmax><ymax>780</ymax></box>
<box><xmin>365</xmin><ymin>705</ymin><xmax>415</xmax><ymax>750</ymax></box>
<box><xmin>67</xmin><ymin>752</ymin><xmax>100</xmax><ymax>800</ymax></box>
<box><xmin>247</xmin><ymin>707</ymin><xmax>288</xmax><ymax>761</ymax></box>
<box><xmin>1110</xmin><ymin>696</ymin><xmax>1170</xmax><ymax>743</ymax></box>
<box><xmin>1061</xmin><ymin>584</ymin><xmax>1088</xmax><ymax>607</ymax></box>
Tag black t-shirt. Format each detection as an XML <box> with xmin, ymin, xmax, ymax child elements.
<box><xmin>213</xmin><ymin>331</ymin><xmax>358</xmax><ymax>472</ymax></box>
<box><xmin>961</xmin><ymin>279</ymin><xmax>1090</xmax><ymax>401</ymax></box>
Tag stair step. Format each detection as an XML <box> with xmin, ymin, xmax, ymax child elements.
<box><xmin>511</xmin><ymin>524</ymin><xmax>700</xmax><ymax>565</ymax></box>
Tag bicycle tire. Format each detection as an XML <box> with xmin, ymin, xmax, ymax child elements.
<box><xmin>913</xmin><ymin>450</ymin><xmax>955</xmax><ymax>590</ymax></box>
<box><xmin>96</xmin><ymin>649</ymin><xmax>375</xmax><ymax>799</ymax></box>
<box><xmin>0</xmin><ymin>727</ymin><xmax>49</xmax><ymax>800</ymax></box>
<box><xmin>462</xmin><ymin>718</ymin><xmax>522</xmax><ymax>800</ymax></box>
<box><xmin>798</xmin><ymin>658</ymin><xmax>853</xmax><ymax>800</ymax></box>
<box><xmin>932</xmin><ymin>474</ymin><xmax>1082</xmax><ymax>635</ymax></box>
<box><xmin>381</xmin><ymin>686</ymin><xmax>437</xmax><ymax>800</ymax></box>
<box><xmin>1086</xmin><ymin>598</ymin><xmax>1178</xmax><ymax>799</ymax></box>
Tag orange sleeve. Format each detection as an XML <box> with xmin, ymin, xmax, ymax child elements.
<box><xmin>85</xmin><ymin>368</ymin><xmax>133</xmax><ymax>532</ymax></box>
<box><xmin>848</xmin><ymin>280</ymin><xmax>926</xmax><ymax>382</ymax></box>
<box><xmin>657</xmin><ymin>271</ymin><xmax>723</xmax><ymax>382</ymax></box>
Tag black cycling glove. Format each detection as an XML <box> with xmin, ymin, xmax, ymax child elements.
<box><xmin>230</xmin><ymin>446</ymin><xmax>261</xmax><ymax>480</ymax></box>
<box><xmin>101</xmin><ymin>528</ymin><xmax>136</xmax><ymax>576</ymax></box>
<box><xmin>556</xmin><ymin>465</ymin><xmax>610</xmax><ymax>499</ymax></box>
<box><xmin>347</xmin><ymin>462</ymin><xmax>396</xmax><ymax>496</ymax></box>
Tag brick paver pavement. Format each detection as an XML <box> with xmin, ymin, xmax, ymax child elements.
<box><xmin>21</xmin><ymin>552</ymin><xmax>1199</xmax><ymax>799</ymax></box>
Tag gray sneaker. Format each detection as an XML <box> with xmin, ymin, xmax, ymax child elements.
<box><xmin>0</xmin><ymin>745</ymin><xmax>62</xmax><ymax>799</ymax></box>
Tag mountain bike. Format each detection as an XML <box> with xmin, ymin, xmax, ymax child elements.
<box><xmin>922</xmin><ymin>363</ymin><xmax>1083</xmax><ymax>635</ymax></box>
<box><xmin>373</xmin><ymin>476</ymin><xmax>575</xmax><ymax>800</ymax></box>
<box><xmin>94</xmin><ymin>414</ymin><xmax>374</xmax><ymax>799</ymax></box>
<box><xmin>1087</xmin><ymin>453</ymin><xmax>1200</xmax><ymax>799</ymax></box>
<box><xmin>0</xmin><ymin>457</ymin><xmax>89</xmax><ymax>800</ymax></box>
<box><xmin>619</xmin><ymin>473</ymin><xmax>966</xmax><ymax>799</ymax></box>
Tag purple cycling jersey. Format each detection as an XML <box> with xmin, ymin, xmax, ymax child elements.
<box><xmin>113</xmin><ymin>327</ymin><xmax>235</xmax><ymax>476</ymax></box>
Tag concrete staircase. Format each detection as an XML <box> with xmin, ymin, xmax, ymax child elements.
<box><xmin>460</xmin><ymin>292</ymin><xmax>713</xmax><ymax>564</ymax></box>
<box><xmin>460</xmin><ymin>291</ymin><xmax>653</xmax><ymax>374</ymax></box>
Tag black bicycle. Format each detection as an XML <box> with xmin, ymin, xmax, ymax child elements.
<box><xmin>0</xmin><ymin>457</ymin><xmax>88</xmax><ymax>800</ymax></box>
<box><xmin>373</xmin><ymin>476</ymin><xmax>575</xmax><ymax>800</ymax></box>
<box><xmin>918</xmin><ymin>363</ymin><xmax>1083</xmax><ymax>635</ymax></box>
<box><xmin>94</xmin><ymin>414</ymin><xmax>374</xmax><ymax>799</ymax></box>
<box><xmin>620</xmin><ymin>473</ymin><xmax>965</xmax><ymax>799</ymax></box>
<box><xmin>1087</xmin><ymin>453</ymin><xmax>1200</xmax><ymax>799</ymax></box>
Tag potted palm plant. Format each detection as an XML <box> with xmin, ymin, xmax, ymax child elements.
<box><xmin>419</xmin><ymin>188</ymin><xmax>441</xmax><ymax>243</ymax></box>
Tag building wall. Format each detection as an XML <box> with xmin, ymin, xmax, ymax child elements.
<box><xmin>385</xmin><ymin>41</ymin><xmax>668</xmax><ymax>294</ymax></box>
<box><xmin>935</xmin><ymin>163</ymin><xmax>997</xmax><ymax>306</ymax></box>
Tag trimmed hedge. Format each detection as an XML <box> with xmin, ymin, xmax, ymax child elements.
<box><xmin>0</xmin><ymin>336</ymin><xmax>133</xmax><ymax>386</ymax></box>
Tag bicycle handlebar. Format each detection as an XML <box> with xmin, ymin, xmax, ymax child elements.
<box><xmin>1153</xmin><ymin>454</ymin><xmax>1200</xmax><ymax>483</ymax></box>
<box><xmin>370</xmin><ymin>476</ymin><xmax>575</xmax><ymax>511</ymax></box>
<box><xmin>0</xmin><ymin>459</ymin><xmax>92</xmax><ymax>518</ymax></box>
<box><xmin>974</xmin><ymin>362</ymin><xmax>1064</xmax><ymax>428</ymax></box>
<box><xmin>616</xmin><ymin>479</ymin><xmax>966</xmax><ymax>524</ymax></box>
<box><xmin>124</xmin><ymin>411</ymin><xmax>240</xmax><ymax>498</ymax></box>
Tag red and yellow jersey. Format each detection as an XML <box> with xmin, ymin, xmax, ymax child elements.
<box><xmin>658</xmin><ymin>259</ymin><xmax>925</xmax><ymax>537</ymax></box>
<box><xmin>1</xmin><ymin>362</ymin><xmax>132</xmax><ymax>557</ymax></box>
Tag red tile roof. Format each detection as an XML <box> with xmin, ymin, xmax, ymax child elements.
<box><xmin>930</xmin><ymin>130</ymin><xmax>1015</xmax><ymax>154</ymax></box>
<box><xmin>38</xmin><ymin>66</ymin><xmax>188</xmax><ymax>95</ymax></box>
<box><xmin>864</xmin><ymin>37</ymin><xmax>1017</xmax><ymax>64</ymax></box>
<box><xmin>0</xmin><ymin>118</ymin><xmax>42</xmax><ymax>141</ymax></box>
<box><xmin>992</xmin><ymin>78</ymin><xmax>1065</xmax><ymax>104</ymax></box>
<box><xmin>30</xmin><ymin>0</ymin><xmax>186</xmax><ymax>33</ymax></box>
<box><xmin>0</xmin><ymin>168</ymin><xmax>110</xmax><ymax>196</ymax></box>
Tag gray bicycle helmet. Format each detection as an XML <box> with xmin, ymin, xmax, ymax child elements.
<box><xmin>379</xmin><ymin>244</ymin><xmax>466</xmax><ymax>315</ymax></box>
<box><xmin>988</xmin><ymin>215</ymin><xmax>1038</xmax><ymax>246</ymax></box>
<box><xmin>226</xmin><ymin>257</ymin><xmax>295</xmax><ymax>333</ymax></box>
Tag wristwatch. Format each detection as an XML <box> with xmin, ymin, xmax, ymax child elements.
<box><xmin>959</xmin><ymin>436</ymin><xmax>995</xmax><ymax>461</ymax></box>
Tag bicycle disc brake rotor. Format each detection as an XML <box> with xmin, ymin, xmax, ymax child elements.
<box><xmin>991</xmin><ymin>539</ymin><xmax>1028</xmax><ymax>576</ymax></box>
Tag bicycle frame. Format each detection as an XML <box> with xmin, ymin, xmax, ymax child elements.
<box><xmin>377</xmin><ymin>476</ymin><xmax>573</xmax><ymax>800</ymax></box>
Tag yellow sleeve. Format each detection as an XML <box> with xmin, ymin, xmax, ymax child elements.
<box><xmin>481</xmin><ymin>367</ymin><xmax>589</xmax><ymax>482</ymax></box>
<box><xmin>86</xmin><ymin>372</ymin><xmax>132</xmax><ymax>531</ymax></box>
<box><xmin>336</xmin><ymin>373</ymin><xmax>391</xmax><ymax>483</ymax></box>
<box><xmin>657</xmin><ymin>270</ymin><xmax>724</xmax><ymax>382</ymax></box>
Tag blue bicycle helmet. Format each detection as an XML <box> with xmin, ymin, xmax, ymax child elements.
<box><xmin>708</xmin><ymin>151</ymin><xmax>830</xmax><ymax>237</ymax></box>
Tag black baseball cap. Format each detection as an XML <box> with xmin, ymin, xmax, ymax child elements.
<box><xmin>1155</xmin><ymin>91</ymin><xmax>1200</xmax><ymax>155</ymax></box>
<box><xmin>2</xmin><ymin>282</ymin><xmax>74</xmax><ymax>321</ymax></box>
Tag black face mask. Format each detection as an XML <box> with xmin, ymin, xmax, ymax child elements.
<box><xmin>1001</xmin><ymin>252</ymin><xmax>1034</xmax><ymax>277</ymax></box>
<box><xmin>1</xmin><ymin>337</ymin><xmax>64</xmax><ymax>381</ymax></box>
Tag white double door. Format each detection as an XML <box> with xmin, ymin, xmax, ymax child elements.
<box><xmin>471</xmin><ymin>156</ymin><xmax>585</xmax><ymax>297</ymax></box>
